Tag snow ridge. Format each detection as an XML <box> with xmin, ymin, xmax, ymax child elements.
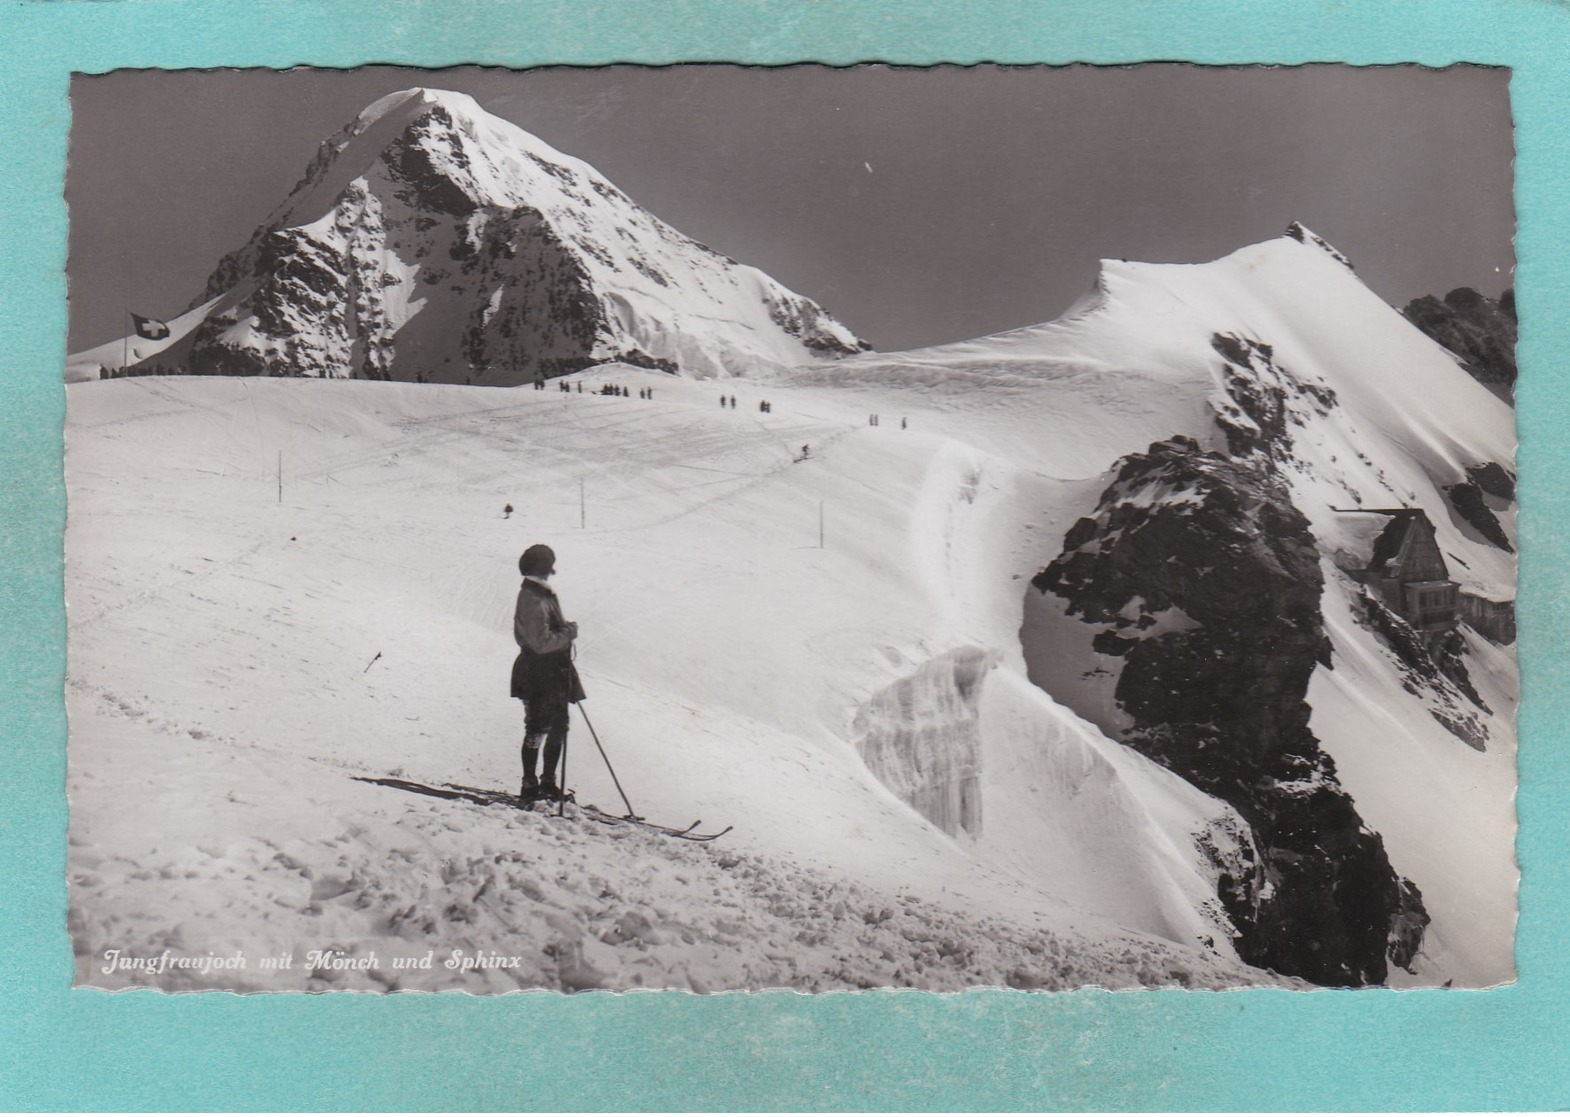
<box><xmin>784</xmin><ymin>224</ymin><xmax>1513</xmax><ymax>986</ymax></box>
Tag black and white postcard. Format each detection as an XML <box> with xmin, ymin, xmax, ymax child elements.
<box><xmin>63</xmin><ymin>64</ymin><xmax>1517</xmax><ymax>994</ymax></box>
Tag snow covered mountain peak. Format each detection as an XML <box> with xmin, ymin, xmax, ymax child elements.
<box><xmin>780</xmin><ymin>228</ymin><xmax>1515</xmax><ymax>984</ymax></box>
<box><xmin>301</xmin><ymin>84</ymin><xmax>595</xmax><ymax>218</ymax></box>
<box><xmin>68</xmin><ymin>87</ymin><xmax>868</xmax><ymax>384</ymax></box>
<box><xmin>353</xmin><ymin>86</ymin><xmax>485</xmax><ymax>131</ymax></box>
<box><xmin>1284</xmin><ymin>220</ymin><xmax>1355</xmax><ymax>270</ymax></box>
<box><xmin>913</xmin><ymin>228</ymin><xmax>1362</xmax><ymax>376</ymax></box>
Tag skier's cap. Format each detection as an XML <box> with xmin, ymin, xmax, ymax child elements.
<box><xmin>519</xmin><ymin>544</ymin><xmax>556</xmax><ymax>577</ymax></box>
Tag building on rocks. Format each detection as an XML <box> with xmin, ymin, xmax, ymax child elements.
<box><xmin>1336</xmin><ymin>509</ymin><xmax>1461</xmax><ymax>641</ymax></box>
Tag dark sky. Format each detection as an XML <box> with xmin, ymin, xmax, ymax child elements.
<box><xmin>67</xmin><ymin>64</ymin><xmax>1515</xmax><ymax>354</ymax></box>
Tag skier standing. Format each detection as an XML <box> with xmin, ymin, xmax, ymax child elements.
<box><xmin>509</xmin><ymin>544</ymin><xmax>584</xmax><ymax>803</ymax></box>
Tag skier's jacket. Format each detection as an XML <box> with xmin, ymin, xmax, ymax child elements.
<box><xmin>510</xmin><ymin>578</ymin><xmax>586</xmax><ymax>703</ymax></box>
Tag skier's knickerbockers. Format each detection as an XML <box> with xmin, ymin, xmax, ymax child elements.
<box><xmin>509</xmin><ymin>543</ymin><xmax>584</xmax><ymax>803</ymax></box>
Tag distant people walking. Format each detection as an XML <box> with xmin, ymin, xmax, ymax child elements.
<box><xmin>801</xmin><ymin>444</ymin><xmax>810</xmax><ymax>460</ymax></box>
<box><xmin>901</xmin><ymin>417</ymin><xmax>907</xmax><ymax>430</ymax></box>
<box><xmin>510</xmin><ymin>544</ymin><xmax>584</xmax><ymax>804</ymax></box>
<box><xmin>503</xmin><ymin>503</ymin><xmax>513</xmax><ymax>519</ymax></box>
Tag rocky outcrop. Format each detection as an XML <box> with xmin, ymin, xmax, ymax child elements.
<box><xmin>1285</xmin><ymin>221</ymin><xmax>1355</xmax><ymax>270</ymax></box>
<box><xmin>1025</xmin><ymin>334</ymin><xmax>1431</xmax><ymax>986</ymax></box>
<box><xmin>1444</xmin><ymin>479</ymin><xmax>1513</xmax><ymax>553</ymax></box>
<box><xmin>1402</xmin><ymin>288</ymin><xmax>1517</xmax><ymax>403</ymax></box>
<box><xmin>1353</xmin><ymin>584</ymin><xmax>1489</xmax><ymax>750</ymax></box>
<box><xmin>1208</xmin><ymin>333</ymin><xmax>1337</xmax><ymax>456</ymax></box>
<box><xmin>1467</xmin><ymin>461</ymin><xmax>1516</xmax><ymax>503</ymax></box>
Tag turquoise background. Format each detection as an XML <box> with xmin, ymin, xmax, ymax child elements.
<box><xmin>2</xmin><ymin>0</ymin><xmax>1566</xmax><ymax>1109</ymax></box>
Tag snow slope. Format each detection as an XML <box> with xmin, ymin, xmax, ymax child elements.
<box><xmin>789</xmin><ymin>228</ymin><xmax>1515</xmax><ymax>985</ymax></box>
<box><xmin>66</xmin><ymin>371</ymin><xmax>1271</xmax><ymax>992</ymax></box>
<box><xmin>65</xmin><ymin>229</ymin><xmax>1516</xmax><ymax>991</ymax></box>
<box><xmin>65</xmin><ymin>88</ymin><xmax>865</xmax><ymax>386</ymax></box>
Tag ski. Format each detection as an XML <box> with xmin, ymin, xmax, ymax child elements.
<box><xmin>578</xmin><ymin>802</ymin><xmax>733</xmax><ymax>842</ymax></box>
<box><xmin>357</xmin><ymin>778</ymin><xmax>731</xmax><ymax>840</ymax></box>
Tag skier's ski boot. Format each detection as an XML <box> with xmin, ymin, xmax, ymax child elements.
<box><xmin>538</xmin><ymin>778</ymin><xmax>563</xmax><ymax>802</ymax></box>
<box><xmin>518</xmin><ymin>775</ymin><xmax>541</xmax><ymax>807</ymax></box>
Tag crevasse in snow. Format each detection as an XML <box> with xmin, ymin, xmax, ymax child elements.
<box><xmin>849</xmin><ymin>647</ymin><xmax>994</xmax><ymax>839</ymax></box>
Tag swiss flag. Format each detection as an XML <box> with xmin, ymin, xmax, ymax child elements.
<box><xmin>131</xmin><ymin>312</ymin><xmax>170</xmax><ymax>341</ymax></box>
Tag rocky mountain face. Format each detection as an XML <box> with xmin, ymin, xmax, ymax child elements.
<box><xmin>151</xmin><ymin>88</ymin><xmax>868</xmax><ymax>383</ymax></box>
<box><xmin>1031</xmin><ymin>332</ymin><xmax>1434</xmax><ymax>986</ymax></box>
<box><xmin>1402</xmin><ymin>288</ymin><xmax>1517</xmax><ymax>403</ymax></box>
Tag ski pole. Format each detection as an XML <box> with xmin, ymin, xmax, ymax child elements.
<box><xmin>570</xmin><ymin>664</ymin><xmax>640</xmax><ymax>820</ymax></box>
<box><xmin>546</xmin><ymin>658</ymin><xmax>570</xmax><ymax>818</ymax></box>
<box><xmin>558</xmin><ymin>712</ymin><xmax>569</xmax><ymax>819</ymax></box>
